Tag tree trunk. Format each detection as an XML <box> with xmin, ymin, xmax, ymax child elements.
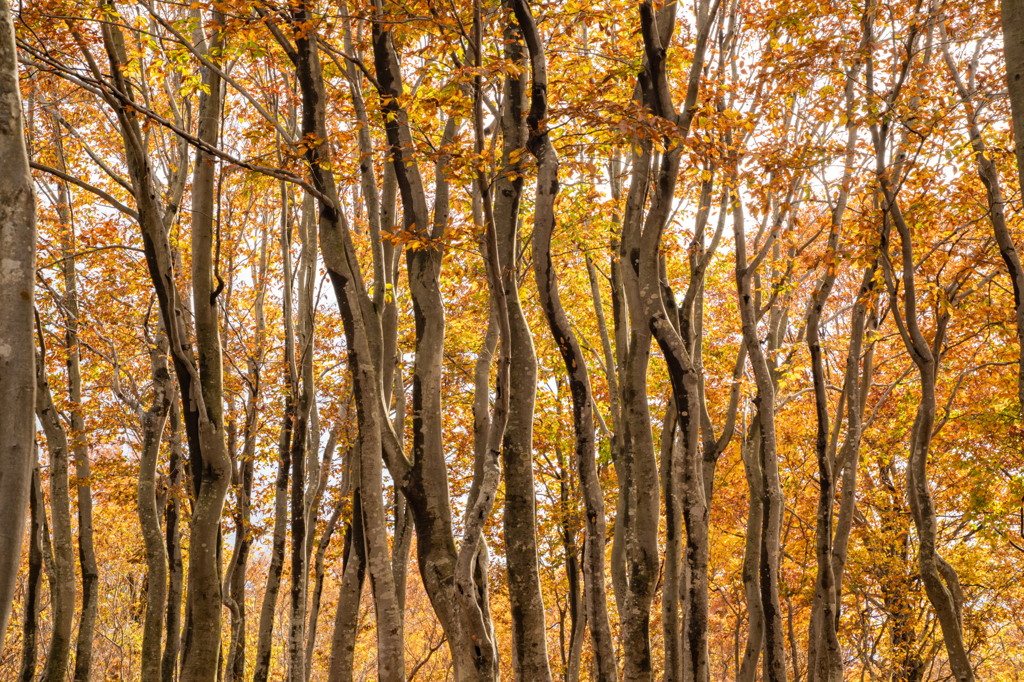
<box><xmin>804</xmin><ymin>56</ymin><xmax>863</xmax><ymax>679</ymax></box>
<box><xmin>35</xmin><ymin>346</ymin><xmax>76</xmax><ymax>682</ymax></box>
<box><xmin>493</xmin><ymin>8</ymin><xmax>553</xmax><ymax>677</ymax></box>
<box><xmin>179</xmin><ymin>11</ymin><xmax>232</xmax><ymax>678</ymax></box>
<box><xmin>162</xmin><ymin>403</ymin><xmax>185</xmax><ymax>682</ymax></box>
<box><xmin>510</xmin><ymin>2</ymin><xmax>618</xmax><ymax>679</ymax></box>
<box><xmin>99</xmin><ymin>8</ymin><xmax>232</xmax><ymax>678</ymax></box>
<box><xmin>253</xmin><ymin>398</ymin><xmax>292</xmax><ymax>682</ymax></box>
<box><xmin>138</xmin><ymin>341</ymin><xmax>174</xmax><ymax>681</ymax></box>
<box><xmin>18</xmin><ymin>465</ymin><xmax>45</xmax><ymax>682</ymax></box>
<box><xmin>0</xmin><ymin>0</ymin><xmax>37</xmax><ymax>645</ymax></box>
<box><xmin>290</xmin><ymin>3</ymin><xmax>406</xmax><ymax>676</ymax></box>
<box><xmin>738</xmin><ymin>419</ymin><xmax>766</xmax><ymax>682</ymax></box>
<box><xmin>327</xmin><ymin>489</ymin><xmax>366</xmax><ymax>681</ymax></box>
<box><xmin>733</xmin><ymin>199</ymin><xmax>788</xmax><ymax>682</ymax></box>
<box><xmin>288</xmin><ymin>193</ymin><xmax>318</xmax><ymax>682</ymax></box>
<box><xmin>999</xmin><ymin>0</ymin><xmax>1024</xmax><ymax>410</ymax></box>
<box><xmin>305</xmin><ymin>496</ymin><xmax>343</xmax><ymax>673</ymax></box>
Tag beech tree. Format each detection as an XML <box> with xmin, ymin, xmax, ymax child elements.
<box><xmin>0</xmin><ymin>0</ymin><xmax>36</xmax><ymax>650</ymax></box>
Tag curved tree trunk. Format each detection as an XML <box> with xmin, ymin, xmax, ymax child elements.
<box><xmin>733</xmin><ymin>199</ymin><xmax>788</xmax><ymax>682</ymax></box>
<box><xmin>36</xmin><ymin>346</ymin><xmax>76</xmax><ymax>682</ymax></box>
<box><xmin>290</xmin><ymin>3</ymin><xmax>406</xmax><ymax>677</ymax></box>
<box><xmin>98</xmin><ymin>7</ymin><xmax>232</xmax><ymax>678</ymax></box>
<box><xmin>493</xmin><ymin>7</ymin><xmax>552</xmax><ymax>676</ymax></box>
<box><xmin>511</xmin><ymin>2</ymin><xmax>618</xmax><ymax>679</ymax></box>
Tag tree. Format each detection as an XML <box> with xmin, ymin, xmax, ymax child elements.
<box><xmin>0</xmin><ymin>0</ymin><xmax>36</xmax><ymax>649</ymax></box>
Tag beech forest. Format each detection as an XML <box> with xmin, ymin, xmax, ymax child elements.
<box><xmin>3</xmin><ymin>0</ymin><xmax>1024</xmax><ymax>679</ymax></box>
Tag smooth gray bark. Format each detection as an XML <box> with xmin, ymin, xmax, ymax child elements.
<box><xmin>0</xmin><ymin>0</ymin><xmax>37</xmax><ymax>647</ymax></box>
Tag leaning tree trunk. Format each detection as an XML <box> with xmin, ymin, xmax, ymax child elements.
<box><xmin>289</xmin><ymin>2</ymin><xmax>406</xmax><ymax>677</ymax></box>
<box><xmin>99</xmin><ymin>8</ymin><xmax>232</xmax><ymax>679</ymax></box>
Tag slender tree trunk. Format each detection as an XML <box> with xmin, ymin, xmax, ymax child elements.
<box><xmin>734</xmin><ymin>199</ymin><xmax>788</xmax><ymax>682</ymax></box>
<box><xmin>945</xmin><ymin>18</ymin><xmax>1024</xmax><ymax>416</ymax></box>
<box><xmin>253</xmin><ymin>182</ymin><xmax>299</xmax><ymax>682</ymax></box>
<box><xmin>45</xmin><ymin>134</ymin><xmax>101</xmax><ymax>682</ymax></box>
<box><xmin>19</xmin><ymin>466</ymin><xmax>45</xmax><ymax>682</ymax></box>
<box><xmin>288</xmin><ymin>193</ymin><xmax>318</xmax><ymax>682</ymax></box>
<box><xmin>99</xmin><ymin>9</ymin><xmax>231</xmax><ymax>678</ymax></box>
<box><xmin>874</xmin><ymin>73</ymin><xmax>975</xmax><ymax>679</ymax></box>
<box><xmin>555</xmin><ymin>437</ymin><xmax>585</xmax><ymax>682</ymax></box>
<box><xmin>493</xmin><ymin>7</ymin><xmax>553</xmax><ymax>677</ymax></box>
<box><xmin>880</xmin><ymin>198</ymin><xmax>975</xmax><ymax>680</ymax></box>
<box><xmin>223</xmin><ymin>390</ymin><xmax>257</xmax><ymax>681</ymax></box>
<box><xmin>661</xmin><ymin>403</ymin><xmax>684</xmax><ymax>682</ymax></box>
<box><xmin>804</xmin><ymin>58</ymin><xmax>863</xmax><ymax>679</ymax></box>
<box><xmin>223</xmin><ymin>415</ymin><xmax>254</xmax><ymax>682</ymax></box>
<box><xmin>224</xmin><ymin>220</ymin><xmax>267</xmax><ymax>682</ymax></box>
<box><xmin>179</xmin><ymin>11</ymin><xmax>232</xmax><ymax>678</ymax></box>
<box><xmin>291</xmin><ymin>3</ymin><xmax>406</xmax><ymax>676</ymax></box>
<box><xmin>301</xmin><ymin>420</ymin><xmax>339</xmax><ymax>673</ymax></box>
<box><xmin>38</xmin><ymin>124</ymin><xmax>100</xmax><ymax>682</ymax></box>
<box><xmin>738</xmin><ymin>420</ymin><xmax>766</xmax><ymax>682</ymax></box>
<box><xmin>305</xmin><ymin>496</ymin><xmax>343</xmax><ymax>673</ymax></box>
<box><xmin>511</xmin><ymin>2</ymin><xmax>618</xmax><ymax>679</ymax></box>
<box><xmin>163</xmin><ymin>404</ymin><xmax>184</xmax><ymax>682</ymax></box>
<box><xmin>138</xmin><ymin>342</ymin><xmax>174</xmax><ymax>681</ymax></box>
<box><xmin>627</xmin><ymin>4</ymin><xmax>720</xmax><ymax>677</ymax></box>
<box><xmin>253</xmin><ymin>400</ymin><xmax>292</xmax><ymax>682</ymax></box>
<box><xmin>389</xmin><ymin>369</ymin><xmax>412</xmax><ymax>615</ymax></box>
<box><xmin>327</xmin><ymin>489</ymin><xmax>366</xmax><ymax>681</ymax></box>
<box><xmin>373</xmin><ymin>20</ymin><xmax>468</xmax><ymax>676</ymax></box>
<box><xmin>452</xmin><ymin>10</ymin><xmax>518</xmax><ymax>670</ymax></box>
<box><xmin>36</xmin><ymin>347</ymin><xmax>76</xmax><ymax>682</ymax></box>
